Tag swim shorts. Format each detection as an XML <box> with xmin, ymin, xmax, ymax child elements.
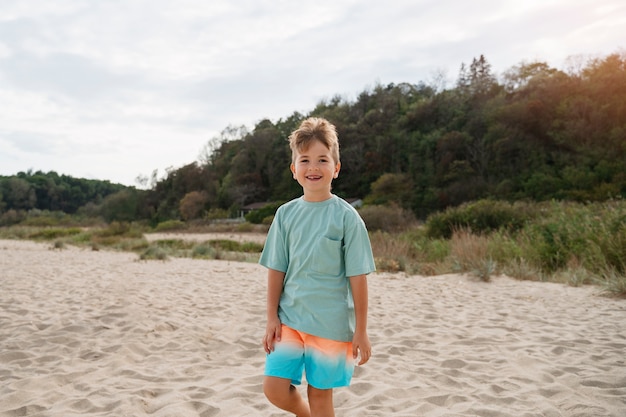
<box><xmin>264</xmin><ymin>324</ymin><xmax>355</xmax><ymax>389</ymax></box>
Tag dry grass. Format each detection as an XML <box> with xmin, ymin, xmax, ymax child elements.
<box><xmin>2</xmin><ymin>199</ymin><xmax>625</xmax><ymax>296</ymax></box>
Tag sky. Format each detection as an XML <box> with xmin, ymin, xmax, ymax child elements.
<box><xmin>1</xmin><ymin>0</ymin><xmax>624</xmax><ymax>187</ymax></box>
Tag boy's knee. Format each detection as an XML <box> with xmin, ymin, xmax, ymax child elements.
<box><xmin>307</xmin><ymin>386</ymin><xmax>334</xmax><ymax>414</ymax></box>
<box><xmin>262</xmin><ymin>378</ymin><xmax>276</xmax><ymax>401</ymax></box>
<box><xmin>263</xmin><ymin>377</ymin><xmax>289</xmax><ymax>405</ymax></box>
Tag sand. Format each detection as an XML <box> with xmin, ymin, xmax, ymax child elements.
<box><xmin>1</xmin><ymin>238</ymin><xmax>625</xmax><ymax>417</ymax></box>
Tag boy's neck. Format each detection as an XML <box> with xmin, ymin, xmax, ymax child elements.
<box><xmin>302</xmin><ymin>190</ymin><xmax>333</xmax><ymax>202</ymax></box>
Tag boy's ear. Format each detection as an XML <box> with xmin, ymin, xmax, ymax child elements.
<box><xmin>290</xmin><ymin>163</ymin><xmax>296</xmax><ymax>179</ymax></box>
<box><xmin>333</xmin><ymin>162</ymin><xmax>341</xmax><ymax>178</ymax></box>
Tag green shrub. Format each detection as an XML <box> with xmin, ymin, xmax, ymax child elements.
<box><xmin>154</xmin><ymin>220</ymin><xmax>186</xmax><ymax>232</ymax></box>
<box><xmin>520</xmin><ymin>200</ymin><xmax>626</xmax><ymax>275</ymax></box>
<box><xmin>236</xmin><ymin>222</ymin><xmax>254</xmax><ymax>232</ymax></box>
<box><xmin>522</xmin><ymin>222</ymin><xmax>568</xmax><ymax>272</ymax></box>
<box><xmin>95</xmin><ymin>221</ymin><xmax>130</xmax><ymax>237</ymax></box>
<box><xmin>69</xmin><ymin>232</ymin><xmax>95</xmax><ymax>244</ymax></box>
<box><xmin>239</xmin><ymin>242</ymin><xmax>264</xmax><ymax>253</ymax></box>
<box><xmin>192</xmin><ymin>244</ymin><xmax>217</xmax><ymax>259</ymax></box>
<box><xmin>401</xmin><ymin>228</ymin><xmax>450</xmax><ymax>263</ymax></box>
<box><xmin>21</xmin><ymin>216</ymin><xmax>61</xmax><ymax>227</ymax></box>
<box><xmin>209</xmin><ymin>239</ymin><xmax>263</xmax><ymax>253</ymax></box>
<box><xmin>426</xmin><ymin>199</ymin><xmax>534</xmax><ymax>239</ymax></box>
<box><xmin>486</xmin><ymin>230</ymin><xmax>523</xmax><ymax>264</ymax></box>
<box><xmin>29</xmin><ymin>227</ymin><xmax>82</xmax><ymax>240</ymax></box>
<box><xmin>154</xmin><ymin>239</ymin><xmax>195</xmax><ymax>250</ymax></box>
<box><xmin>205</xmin><ymin>208</ymin><xmax>229</xmax><ymax>221</ymax></box>
<box><xmin>245</xmin><ymin>202</ymin><xmax>283</xmax><ymax>224</ymax></box>
<box><xmin>116</xmin><ymin>238</ymin><xmax>149</xmax><ymax>252</ymax></box>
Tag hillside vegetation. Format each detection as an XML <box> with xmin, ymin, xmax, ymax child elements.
<box><xmin>1</xmin><ymin>52</ymin><xmax>625</xmax><ymax>294</ymax></box>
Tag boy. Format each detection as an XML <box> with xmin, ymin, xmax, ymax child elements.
<box><xmin>260</xmin><ymin>117</ymin><xmax>376</xmax><ymax>416</ymax></box>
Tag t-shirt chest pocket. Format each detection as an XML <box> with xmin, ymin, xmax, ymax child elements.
<box><xmin>311</xmin><ymin>236</ymin><xmax>343</xmax><ymax>276</ymax></box>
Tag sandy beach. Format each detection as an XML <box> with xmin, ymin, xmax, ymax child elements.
<box><xmin>1</xmin><ymin>238</ymin><xmax>625</xmax><ymax>417</ymax></box>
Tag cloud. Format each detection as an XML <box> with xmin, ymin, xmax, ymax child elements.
<box><xmin>0</xmin><ymin>0</ymin><xmax>624</xmax><ymax>185</ymax></box>
<box><xmin>2</xmin><ymin>51</ymin><xmax>142</xmax><ymax>99</ymax></box>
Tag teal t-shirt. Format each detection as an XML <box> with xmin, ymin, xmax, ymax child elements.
<box><xmin>259</xmin><ymin>195</ymin><xmax>376</xmax><ymax>342</ymax></box>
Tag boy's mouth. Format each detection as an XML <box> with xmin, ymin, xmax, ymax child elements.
<box><xmin>306</xmin><ymin>175</ymin><xmax>322</xmax><ymax>180</ymax></box>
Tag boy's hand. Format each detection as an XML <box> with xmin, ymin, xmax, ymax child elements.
<box><xmin>262</xmin><ymin>316</ymin><xmax>282</xmax><ymax>354</ymax></box>
<box><xmin>352</xmin><ymin>330</ymin><xmax>371</xmax><ymax>365</ymax></box>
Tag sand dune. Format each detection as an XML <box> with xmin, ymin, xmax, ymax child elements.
<box><xmin>1</xmin><ymin>239</ymin><xmax>624</xmax><ymax>416</ymax></box>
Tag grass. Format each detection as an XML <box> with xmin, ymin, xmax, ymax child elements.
<box><xmin>596</xmin><ymin>269</ymin><xmax>626</xmax><ymax>298</ymax></box>
<box><xmin>1</xmin><ymin>199</ymin><xmax>624</xmax><ymax>297</ymax></box>
<box><xmin>139</xmin><ymin>245</ymin><xmax>169</xmax><ymax>261</ymax></box>
<box><xmin>364</xmin><ymin>199</ymin><xmax>626</xmax><ymax>297</ymax></box>
<box><xmin>0</xmin><ymin>220</ymin><xmax>264</xmax><ymax>264</ymax></box>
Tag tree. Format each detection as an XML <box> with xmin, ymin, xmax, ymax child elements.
<box><xmin>100</xmin><ymin>189</ymin><xmax>139</xmax><ymax>222</ymax></box>
<box><xmin>199</xmin><ymin>124</ymin><xmax>249</xmax><ymax>166</ymax></box>
<box><xmin>364</xmin><ymin>173</ymin><xmax>413</xmax><ymax>208</ymax></box>
<box><xmin>4</xmin><ymin>178</ymin><xmax>36</xmax><ymax>210</ymax></box>
<box><xmin>179</xmin><ymin>191</ymin><xmax>209</xmax><ymax>221</ymax></box>
<box><xmin>456</xmin><ymin>55</ymin><xmax>498</xmax><ymax>98</ymax></box>
<box><xmin>502</xmin><ymin>61</ymin><xmax>559</xmax><ymax>93</ymax></box>
<box><xmin>24</xmin><ymin>50</ymin><xmax>616</xmax><ymax>223</ymax></box>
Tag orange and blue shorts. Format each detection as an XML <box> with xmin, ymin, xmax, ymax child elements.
<box><xmin>264</xmin><ymin>324</ymin><xmax>355</xmax><ymax>389</ymax></box>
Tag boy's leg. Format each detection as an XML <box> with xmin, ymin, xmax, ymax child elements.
<box><xmin>307</xmin><ymin>386</ymin><xmax>334</xmax><ymax>417</ymax></box>
<box><xmin>263</xmin><ymin>376</ymin><xmax>311</xmax><ymax>417</ymax></box>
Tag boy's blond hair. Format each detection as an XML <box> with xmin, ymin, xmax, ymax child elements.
<box><xmin>288</xmin><ymin>117</ymin><xmax>340</xmax><ymax>164</ymax></box>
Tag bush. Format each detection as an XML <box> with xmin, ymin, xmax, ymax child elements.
<box><xmin>520</xmin><ymin>200</ymin><xmax>626</xmax><ymax>275</ymax></box>
<box><xmin>205</xmin><ymin>208</ymin><xmax>230</xmax><ymax>221</ymax></box>
<box><xmin>245</xmin><ymin>202</ymin><xmax>283</xmax><ymax>224</ymax></box>
<box><xmin>358</xmin><ymin>204</ymin><xmax>416</xmax><ymax>233</ymax></box>
<box><xmin>192</xmin><ymin>244</ymin><xmax>217</xmax><ymax>259</ymax></box>
<box><xmin>29</xmin><ymin>227</ymin><xmax>82</xmax><ymax>240</ymax></box>
<box><xmin>154</xmin><ymin>220</ymin><xmax>186</xmax><ymax>232</ymax></box>
<box><xmin>0</xmin><ymin>209</ymin><xmax>26</xmax><ymax>226</ymax></box>
<box><xmin>139</xmin><ymin>245</ymin><xmax>169</xmax><ymax>261</ymax></box>
<box><xmin>369</xmin><ymin>231</ymin><xmax>412</xmax><ymax>272</ymax></box>
<box><xmin>100</xmin><ymin>189</ymin><xmax>139</xmax><ymax>222</ymax></box>
<box><xmin>95</xmin><ymin>221</ymin><xmax>144</xmax><ymax>238</ymax></box>
<box><xmin>21</xmin><ymin>215</ymin><xmax>61</xmax><ymax>227</ymax></box>
<box><xmin>426</xmin><ymin>199</ymin><xmax>534</xmax><ymax>239</ymax></box>
<box><xmin>209</xmin><ymin>239</ymin><xmax>263</xmax><ymax>253</ymax></box>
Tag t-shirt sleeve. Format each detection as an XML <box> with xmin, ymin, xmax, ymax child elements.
<box><xmin>343</xmin><ymin>210</ymin><xmax>376</xmax><ymax>277</ymax></box>
<box><xmin>258</xmin><ymin>208</ymin><xmax>288</xmax><ymax>272</ymax></box>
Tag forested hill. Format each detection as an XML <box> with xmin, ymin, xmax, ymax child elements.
<box><xmin>0</xmin><ymin>171</ymin><xmax>125</xmax><ymax>214</ymax></box>
<box><xmin>1</xmin><ymin>53</ymin><xmax>625</xmax><ymax>223</ymax></box>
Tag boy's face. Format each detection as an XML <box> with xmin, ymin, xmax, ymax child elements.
<box><xmin>290</xmin><ymin>140</ymin><xmax>341</xmax><ymax>202</ymax></box>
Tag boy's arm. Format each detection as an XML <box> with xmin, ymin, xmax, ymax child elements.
<box><xmin>349</xmin><ymin>274</ymin><xmax>371</xmax><ymax>365</ymax></box>
<box><xmin>263</xmin><ymin>268</ymin><xmax>285</xmax><ymax>354</ymax></box>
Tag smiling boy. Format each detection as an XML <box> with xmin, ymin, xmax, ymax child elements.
<box><xmin>260</xmin><ymin>117</ymin><xmax>376</xmax><ymax>416</ymax></box>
